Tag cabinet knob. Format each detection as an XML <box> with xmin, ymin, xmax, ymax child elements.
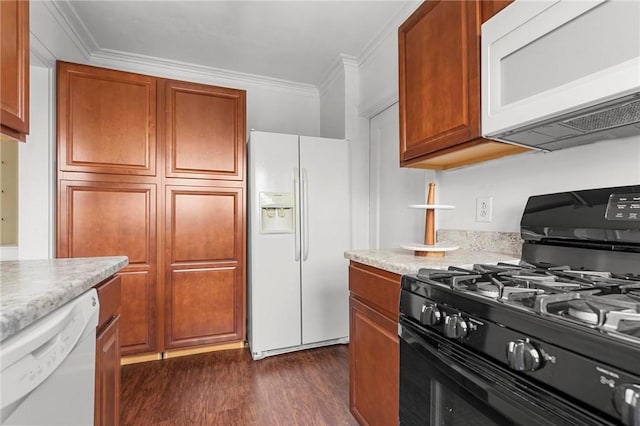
<box><xmin>506</xmin><ymin>339</ymin><xmax>542</xmax><ymax>372</ymax></box>
<box><xmin>420</xmin><ymin>303</ymin><xmax>442</xmax><ymax>326</ymax></box>
<box><xmin>613</xmin><ymin>383</ymin><xmax>640</xmax><ymax>426</ymax></box>
<box><xmin>444</xmin><ymin>314</ymin><xmax>468</xmax><ymax>339</ymax></box>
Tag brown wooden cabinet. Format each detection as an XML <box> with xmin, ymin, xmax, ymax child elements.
<box><xmin>398</xmin><ymin>0</ymin><xmax>526</xmax><ymax>170</ymax></box>
<box><xmin>95</xmin><ymin>275</ymin><xmax>122</xmax><ymax>426</ymax></box>
<box><xmin>349</xmin><ymin>262</ymin><xmax>401</xmax><ymax>426</ymax></box>
<box><xmin>57</xmin><ymin>62</ymin><xmax>247</xmax><ymax>357</ymax></box>
<box><xmin>1</xmin><ymin>0</ymin><xmax>29</xmax><ymax>142</ymax></box>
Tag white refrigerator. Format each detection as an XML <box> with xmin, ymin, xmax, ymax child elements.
<box><xmin>247</xmin><ymin>130</ymin><xmax>351</xmax><ymax>360</ymax></box>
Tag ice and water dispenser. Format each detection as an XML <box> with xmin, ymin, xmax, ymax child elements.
<box><xmin>259</xmin><ymin>192</ymin><xmax>295</xmax><ymax>233</ymax></box>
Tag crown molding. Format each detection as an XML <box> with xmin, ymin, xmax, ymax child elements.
<box><xmin>45</xmin><ymin>0</ymin><xmax>420</xmax><ymax>99</ymax></box>
<box><xmin>318</xmin><ymin>2</ymin><xmax>420</xmax><ymax>101</ymax></box>
<box><xmin>318</xmin><ymin>54</ymin><xmax>358</xmax><ymax>96</ymax></box>
<box><xmin>357</xmin><ymin>1</ymin><xmax>422</xmax><ymax>66</ymax></box>
<box><xmin>30</xmin><ymin>34</ymin><xmax>57</xmax><ymax>68</ymax></box>
<box><xmin>89</xmin><ymin>49</ymin><xmax>319</xmax><ymax>97</ymax></box>
<box><xmin>50</xmin><ymin>0</ymin><xmax>319</xmax><ymax>97</ymax></box>
<box><xmin>42</xmin><ymin>0</ymin><xmax>95</xmax><ymax>58</ymax></box>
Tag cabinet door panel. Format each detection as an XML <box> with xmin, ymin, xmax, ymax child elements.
<box><xmin>70</xmin><ymin>187</ymin><xmax>151</xmax><ymax>264</ymax></box>
<box><xmin>165</xmin><ymin>185</ymin><xmax>244</xmax><ymax>349</ymax></box>
<box><xmin>0</xmin><ymin>0</ymin><xmax>29</xmax><ymax>140</ymax></box>
<box><xmin>350</xmin><ymin>297</ymin><xmax>399</xmax><ymax>426</ymax></box>
<box><xmin>168</xmin><ymin>187</ymin><xmax>241</xmax><ymax>263</ymax></box>
<box><xmin>58</xmin><ymin>181</ymin><xmax>157</xmax><ymax>354</ymax></box>
<box><xmin>95</xmin><ymin>316</ymin><xmax>120</xmax><ymax>426</ymax></box>
<box><xmin>119</xmin><ymin>271</ymin><xmax>156</xmax><ymax>354</ymax></box>
<box><xmin>167</xmin><ymin>267</ymin><xmax>239</xmax><ymax>345</ymax></box>
<box><xmin>63</xmin><ymin>185</ymin><xmax>153</xmax><ymax>263</ymax></box>
<box><xmin>164</xmin><ymin>80</ymin><xmax>245</xmax><ymax>180</ymax></box>
<box><xmin>57</xmin><ymin>62</ymin><xmax>156</xmax><ymax>175</ymax></box>
<box><xmin>400</xmin><ymin>0</ymin><xmax>480</xmax><ymax>161</ymax></box>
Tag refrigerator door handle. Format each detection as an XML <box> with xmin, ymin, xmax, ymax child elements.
<box><xmin>294</xmin><ymin>168</ymin><xmax>301</xmax><ymax>261</ymax></box>
<box><xmin>302</xmin><ymin>168</ymin><xmax>310</xmax><ymax>261</ymax></box>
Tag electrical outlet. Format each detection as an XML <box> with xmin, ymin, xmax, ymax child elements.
<box><xmin>476</xmin><ymin>196</ymin><xmax>492</xmax><ymax>222</ymax></box>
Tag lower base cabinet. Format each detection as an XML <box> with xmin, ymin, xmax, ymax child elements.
<box><xmin>349</xmin><ymin>262</ymin><xmax>401</xmax><ymax>426</ymax></box>
<box><xmin>95</xmin><ymin>276</ymin><xmax>122</xmax><ymax>426</ymax></box>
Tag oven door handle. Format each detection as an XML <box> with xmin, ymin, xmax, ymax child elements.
<box><xmin>400</xmin><ymin>323</ymin><xmax>502</xmax><ymax>392</ymax></box>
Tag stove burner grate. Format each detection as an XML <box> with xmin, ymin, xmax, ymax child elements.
<box><xmin>414</xmin><ymin>262</ymin><xmax>640</xmax><ymax>343</ymax></box>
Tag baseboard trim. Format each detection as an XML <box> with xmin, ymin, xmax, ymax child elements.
<box><xmin>121</xmin><ymin>341</ymin><xmax>247</xmax><ymax>365</ymax></box>
<box><xmin>121</xmin><ymin>352</ymin><xmax>163</xmax><ymax>365</ymax></box>
<box><xmin>163</xmin><ymin>341</ymin><xmax>246</xmax><ymax>359</ymax></box>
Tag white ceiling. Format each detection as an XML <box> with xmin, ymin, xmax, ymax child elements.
<box><xmin>62</xmin><ymin>1</ymin><xmax>418</xmax><ymax>86</ymax></box>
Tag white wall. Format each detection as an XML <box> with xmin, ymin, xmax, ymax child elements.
<box><xmin>369</xmin><ymin>103</ymin><xmax>429</xmax><ymax>249</ymax></box>
<box><xmin>19</xmin><ymin>66</ymin><xmax>56</xmax><ymax>259</ymax></box>
<box><xmin>359</xmin><ymin>29</ymin><xmax>401</xmax><ymax>119</ymax></box>
<box><xmin>245</xmin><ymin>85</ymin><xmax>319</xmax><ymax>137</ymax></box>
<box><xmin>344</xmin><ymin>60</ymin><xmax>370</xmax><ymax>250</ymax></box>
<box><xmin>319</xmin><ymin>60</ymin><xmax>345</xmax><ymax>140</ymax></box>
<box><xmin>358</xmin><ymin>2</ymin><xmax>420</xmax><ymax>118</ymax></box>
<box><xmin>318</xmin><ymin>55</ymin><xmax>370</xmax><ymax>249</ymax></box>
<box><xmin>437</xmin><ymin>135</ymin><xmax>640</xmax><ymax>232</ymax></box>
<box><xmin>355</xmin><ymin>1</ymin><xmax>424</xmax><ymax>250</ymax></box>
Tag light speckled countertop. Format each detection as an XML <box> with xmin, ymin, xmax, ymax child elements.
<box><xmin>0</xmin><ymin>256</ymin><xmax>128</xmax><ymax>341</ymax></box>
<box><xmin>344</xmin><ymin>248</ymin><xmax>519</xmax><ymax>276</ymax></box>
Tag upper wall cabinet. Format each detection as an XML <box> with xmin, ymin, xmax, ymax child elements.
<box><xmin>57</xmin><ymin>62</ymin><xmax>158</xmax><ymax>176</ymax></box>
<box><xmin>57</xmin><ymin>64</ymin><xmax>247</xmax><ymax>181</ymax></box>
<box><xmin>398</xmin><ymin>0</ymin><xmax>527</xmax><ymax>170</ymax></box>
<box><xmin>1</xmin><ymin>0</ymin><xmax>29</xmax><ymax>142</ymax></box>
<box><xmin>164</xmin><ymin>80</ymin><xmax>246</xmax><ymax>181</ymax></box>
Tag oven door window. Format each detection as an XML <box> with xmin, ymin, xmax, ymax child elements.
<box><xmin>429</xmin><ymin>380</ymin><xmax>503</xmax><ymax>425</ymax></box>
<box><xmin>399</xmin><ymin>320</ymin><xmax>614</xmax><ymax>426</ymax></box>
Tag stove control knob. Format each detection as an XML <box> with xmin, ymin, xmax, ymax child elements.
<box><xmin>613</xmin><ymin>383</ymin><xmax>640</xmax><ymax>426</ymax></box>
<box><xmin>506</xmin><ymin>339</ymin><xmax>542</xmax><ymax>372</ymax></box>
<box><xmin>444</xmin><ymin>315</ymin><xmax>468</xmax><ymax>339</ymax></box>
<box><xmin>420</xmin><ymin>303</ymin><xmax>442</xmax><ymax>326</ymax></box>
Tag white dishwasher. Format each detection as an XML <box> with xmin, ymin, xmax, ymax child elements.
<box><xmin>1</xmin><ymin>289</ymin><xmax>99</xmax><ymax>425</ymax></box>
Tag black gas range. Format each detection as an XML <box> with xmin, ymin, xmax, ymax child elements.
<box><xmin>399</xmin><ymin>185</ymin><xmax>640</xmax><ymax>426</ymax></box>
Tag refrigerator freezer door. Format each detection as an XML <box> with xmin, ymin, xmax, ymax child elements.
<box><xmin>248</xmin><ymin>131</ymin><xmax>302</xmax><ymax>356</ymax></box>
<box><xmin>299</xmin><ymin>136</ymin><xmax>350</xmax><ymax>344</ymax></box>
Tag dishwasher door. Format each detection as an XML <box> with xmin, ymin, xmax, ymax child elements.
<box><xmin>1</xmin><ymin>289</ymin><xmax>99</xmax><ymax>425</ymax></box>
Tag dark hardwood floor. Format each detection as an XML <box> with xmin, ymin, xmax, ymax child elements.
<box><xmin>121</xmin><ymin>344</ymin><xmax>358</xmax><ymax>425</ymax></box>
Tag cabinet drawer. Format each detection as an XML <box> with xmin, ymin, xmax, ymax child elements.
<box><xmin>349</xmin><ymin>263</ymin><xmax>401</xmax><ymax>322</ymax></box>
<box><xmin>95</xmin><ymin>275</ymin><xmax>122</xmax><ymax>329</ymax></box>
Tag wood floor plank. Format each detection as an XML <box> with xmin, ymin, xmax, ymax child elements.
<box><xmin>121</xmin><ymin>344</ymin><xmax>357</xmax><ymax>425</ymax></box>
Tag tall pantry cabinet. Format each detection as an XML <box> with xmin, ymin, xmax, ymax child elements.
<box><xmin>56</xmin><ymin>62</ymin><xmax>246</xmax><ymax>356</ymax></box>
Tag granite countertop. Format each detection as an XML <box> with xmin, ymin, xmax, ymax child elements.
<box><xmin>344</xmin><ymin>248</ymin><xmax>520</xmax><ymax>276</ymax></box>
<box><xmin>0</xmin><ymin>256</ymin><xmax>128</xmax><ymax>342</ymax></box>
